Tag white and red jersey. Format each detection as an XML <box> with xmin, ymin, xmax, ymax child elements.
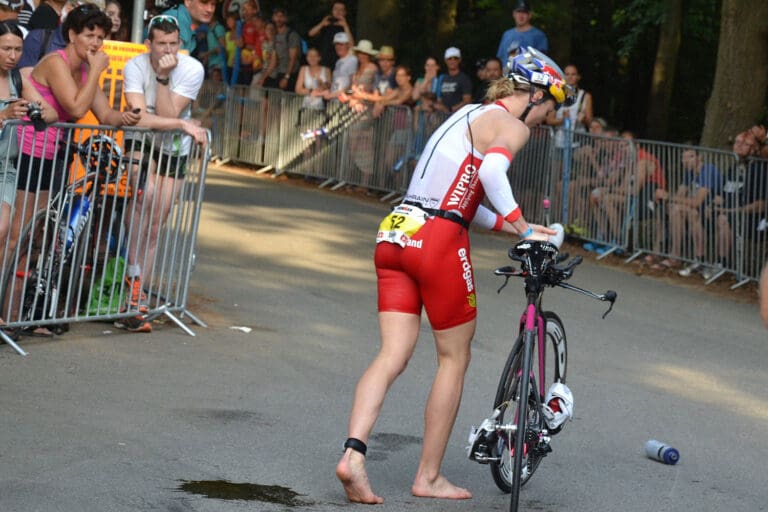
<box><xmin>405</xmin><ymin>102</ymin><xmax>521</xmax><ymax>230</ymax></box>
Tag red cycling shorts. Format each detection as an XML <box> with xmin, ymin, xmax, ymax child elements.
<box><xmin>374</xmin><ymin>216</ymin><xmax>477</xmax><ymax>330</ymax></box>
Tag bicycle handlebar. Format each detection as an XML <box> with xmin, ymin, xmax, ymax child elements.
<box><xmin>494</xmin><ymin>238</ymin><xmax>618</xmax><ymax>318</ymax></box>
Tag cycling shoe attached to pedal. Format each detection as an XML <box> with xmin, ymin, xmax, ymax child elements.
<box><xmin>543</xmin><ymin>382</ymin><xmax>574</xmax><ymax>433</ymax></box>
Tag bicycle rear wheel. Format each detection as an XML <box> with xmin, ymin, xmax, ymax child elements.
<box><xmin>489</xmin><ymin>312</ymin><xmax>568</xmax><ymax>494</ymax></box>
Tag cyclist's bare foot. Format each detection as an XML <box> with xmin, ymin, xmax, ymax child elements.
<box><xmin>411</xmin><ymin>474</ymin><xmax>472</xmax><ymax>499</ymax></box>
<box><xmin>336</xmin><ymin>450</ymin><xmax>383</xmax><ymax>504</ymax></box>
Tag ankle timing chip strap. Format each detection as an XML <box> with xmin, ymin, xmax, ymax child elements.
<box><xmin>343</xmin><ymin>437</ymin><xmax>368</xmax><ymax>456</ymax></box>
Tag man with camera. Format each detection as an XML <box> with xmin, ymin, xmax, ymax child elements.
<box><xmin>308</xmin><ymin>1</ymin><xmax>354</xmax><ymax>70</ymax></box>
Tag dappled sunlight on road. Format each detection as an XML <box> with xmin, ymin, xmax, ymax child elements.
<box><xmin>642</xmin><ymin>365</ymin><xmax>768</xmax><ymax>421</ymax></box>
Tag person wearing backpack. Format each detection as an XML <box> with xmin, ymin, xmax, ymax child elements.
<box><xmin>271</xmin><ymin>6</ymin><xmax>300</xmax><ymax>91</ymax></box>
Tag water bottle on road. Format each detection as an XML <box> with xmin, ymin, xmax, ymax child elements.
<box><xmin>645</xmin><ymin>439</ymin><xmax>680</xmax><ymax>465</ymax></box>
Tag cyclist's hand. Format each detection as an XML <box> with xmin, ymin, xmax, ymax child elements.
<box><xmin>523</xmin><ymin>223</ymin><xmax>558</xmax><ymax>242</ymax></box>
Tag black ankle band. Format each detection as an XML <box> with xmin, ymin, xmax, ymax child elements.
<box><xmin>343</xmin><ymin>437</ymin><xmax>367</xmax><ymax>456</ymax></box>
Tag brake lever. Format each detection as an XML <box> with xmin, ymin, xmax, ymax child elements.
<box><xmin>601</xmin><ymin>290</ymin><xmax>617</xmax><ymax>319</ymax></box>
<box><xmin>497</xmin><ymin>275</ymin><xmax>510</xmax><ymax>294</ymax></box>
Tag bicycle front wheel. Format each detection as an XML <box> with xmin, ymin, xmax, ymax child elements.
<box><xmin>490</xmin><ymin>312</ymin><xmax>567</xmax><ymax>494</ymax></box>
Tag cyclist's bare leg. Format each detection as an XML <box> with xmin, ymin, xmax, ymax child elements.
<box><xmin>336</xmin><ymin>311</ymin><xmax>421</xmax><ymax>504</ymax></box>
<box><xmin>411</xmin><ymin>318</ymin><xmax>474</xmax><ymax>500</ymax></box>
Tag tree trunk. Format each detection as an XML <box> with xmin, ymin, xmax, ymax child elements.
<box><xmin>355</xmin><ymin>0</ymin><xmax>399</xmax><ymax>49</ymax></box>
<box><xmin>645</xmin><ymin>0</ymin><xmax>683</xmax><ymax>140</ymax></box>
<box><xmin>436</xmin><ymin>0</ymin><xmax>458</xmax><ymax>50</ymax></box>
<box><xmin>700</xmin><ymin>0</ymin><xmax>768</xmax><ymax>148</ymax></box>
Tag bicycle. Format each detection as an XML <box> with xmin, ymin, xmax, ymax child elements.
<box><xmin>467</xmin><ymin>232</ymin><xmax>617</xmax><ymax>512</ymax></box>
<box><xmin>1</xmin><ymin>133</ymin><xmax>136</xmax><ymax>333</ymax></box>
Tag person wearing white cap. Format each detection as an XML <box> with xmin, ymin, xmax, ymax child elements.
<box><xmin>434</xmin><ymin>46</ymin><xmax>472</xmax><ymax>113</ymax></box>
<box><xmin>323</xmin><ymin>30</ymin><xmax>358</xmax><ymax>99</ymax></box>
<box><xmin>496</xmin><ymin>0</ymin><xmax>549</xmax><ymax>62</ymax></box>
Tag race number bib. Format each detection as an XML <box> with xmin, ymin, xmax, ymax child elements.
<box><xmin>376</xmin><ymin>204</ymin><xmax>428</xmax><ymax>247</ymax></box>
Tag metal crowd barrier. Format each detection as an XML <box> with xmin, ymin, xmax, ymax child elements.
<box><xmin>0</xmin><ymin>121</ymin><xmax>209</xmax><ymax>356</ymax></box>
<box><xmin>204</xmin><ymin>81</ymin><xmax>766</xmax><ymax>291</ymax></box>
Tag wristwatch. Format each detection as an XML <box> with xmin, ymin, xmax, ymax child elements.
<box><xmin>156</xmin><ymin>76</ymin><xmax>170</xmax><ymax>85</ymax></box>
<box><xmin>283</xmin><ymin>73</ymin><xmax>290</xmax><ymax>80</ymax></box>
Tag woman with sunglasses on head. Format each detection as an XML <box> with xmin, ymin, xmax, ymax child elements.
<box><xmin>336</xmin><ymin>47</ymin><xmax>571</xmax><ymax>504</ymax></box>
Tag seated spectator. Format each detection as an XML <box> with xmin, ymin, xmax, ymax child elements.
<box><xmin>295</xmin><ymin>47</ymin><xmax>331</xmax><ymax>110</ymax></box>
<box><xmin>656</xmin><ymin>147</ymin><xmax>723</xmax><ymax>275</ymax></box>
<box><xmin>599</xmin><ymin>131</ymin><xmax>666</xmax><ymax>260</ymax></box>
<box><xmin>411</xmin><ymin>55</ymin><xmax>440</xmax><ymax>104</ymax></box>
<box><xmin>434</xmin><ymin>46</ymin><xmax>471</xmax><ymax>113</ymax></box>
<box><xmin>712</xmin><ymin>131</ymin><xmax>767</xmax><ymax>274</ymax></box>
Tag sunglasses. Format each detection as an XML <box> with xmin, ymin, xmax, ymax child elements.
<box><xmin>148</xmin><ymin>14</ymin><xmax>179</xmax><ymax>29</ymax></box>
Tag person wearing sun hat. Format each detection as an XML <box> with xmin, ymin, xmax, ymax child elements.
<box><xmin>374</xmin><ymin>45</ymin><xmax>397</xmax><ymax>95</ymax></box>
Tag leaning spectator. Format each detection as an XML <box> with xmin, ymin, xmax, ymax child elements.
<box><xmin>10</xmin><ymin>4</ymin><xmax>140</xmax><ymax>335</ymax></box>
<box><xmin>307</xmin><ymin>1</ymin><xmax>354</xmax><ymax>71</ymax></box>
<box><xmin>346</xmin><ymin>38</ymin><xmax>377</xmax><ymax>107</ymax></box>
<box><xmin>295</xmin><ymin>47</ymin><xmax>331</xmax><ymax>110</ymax></box>
<box><xmin>657</xmin><ymin>147</ymin><xmax>723</xmax><ymax>275</ymax></box>
<box><xmin>0</xmin><ymin>20</ymin><xmax>59</xmax><ymax>332</ymax></box>
<box><xmin>496</xmin><ymin>0</ymin><xmax>548</xmax><ymax>62</ymax></box>
<box><xmin>547</xmin><ymin>63</ymin><xmax>593</xmax><ymax>147</ymax></box>
<box><xmin>411</xmin><ymin>55</ymin><xmax>440</xmax><ymax>105</ymax></box>
<box><xmin>271</xmin><ymin>7</ymin><xmax>301</xmax><ymax>91</ymax></box>
<box><xmin>254</xmin><ymin>19</ymin><xmax>278</xmax><ymax>87</ymax></box>
<box><xmin>121</xmin><ymin>14</ymin><xmax>207</xmax><ymax>332</ymax></box>
<box><xmin>373</xmin><ymin>45</ymin><xmax>396</xmax><ymax>95</ymax></box>
<box><xmin>712</xmin><ymin>131</ymin><xmax>767</xmax><ymax>275</ymax></box>
<box><xmin>322</xmin><ymin>31</ymin><xmax>357</xmax><ymax>100</ymax></box>
<box><xmin>474</xmin><ymin>56</ymin><xmax>502</xmax><ymax>103</ymax></box>
<box><xmin>435</xmin><ymin>46</ymin><xmax>472</xmax><ymax>113</ymax></box>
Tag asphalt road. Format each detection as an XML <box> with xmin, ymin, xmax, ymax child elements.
<box><xmin>1</xmin><ymin>166</ymin><xmax>766</xmax><ymax>512</ymax></box>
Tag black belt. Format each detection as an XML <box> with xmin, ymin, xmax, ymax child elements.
<box><xmin>403</xmin><ymin>201</ymin><xmax>469</xmax><ymax>229</ymax></box>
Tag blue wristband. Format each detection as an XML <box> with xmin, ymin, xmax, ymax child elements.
<box><xmin>520</xmin><ymin>226</ymin><xmax>533</xmax><ymax>238</ymax></box>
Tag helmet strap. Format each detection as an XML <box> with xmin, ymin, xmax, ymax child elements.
<box><xmin>518</xmin><ymin>87</ymin><xmax>537</xmax><ymax>122</ymax></box>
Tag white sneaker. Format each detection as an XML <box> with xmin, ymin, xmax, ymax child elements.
<box><xmin>678</xmin><ymin>262</ymin><xmax>702</xmax><ymax>277</ymax></box>
<box><xmin>543</xmin><ymin>382</ymin><xmax>574</xmax><ymax>431</ymax></box>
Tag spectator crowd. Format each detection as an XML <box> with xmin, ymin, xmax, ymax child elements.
<box><xmin>0</xmin><ymin>0</ymin><xmax>765</xmax><ymax>343</ymax></box>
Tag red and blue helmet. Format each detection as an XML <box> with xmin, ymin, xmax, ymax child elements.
<box><xmin>508</xmin><ymin>47</ymin><xmax>575</xmax><ymax>109</ymax></box>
